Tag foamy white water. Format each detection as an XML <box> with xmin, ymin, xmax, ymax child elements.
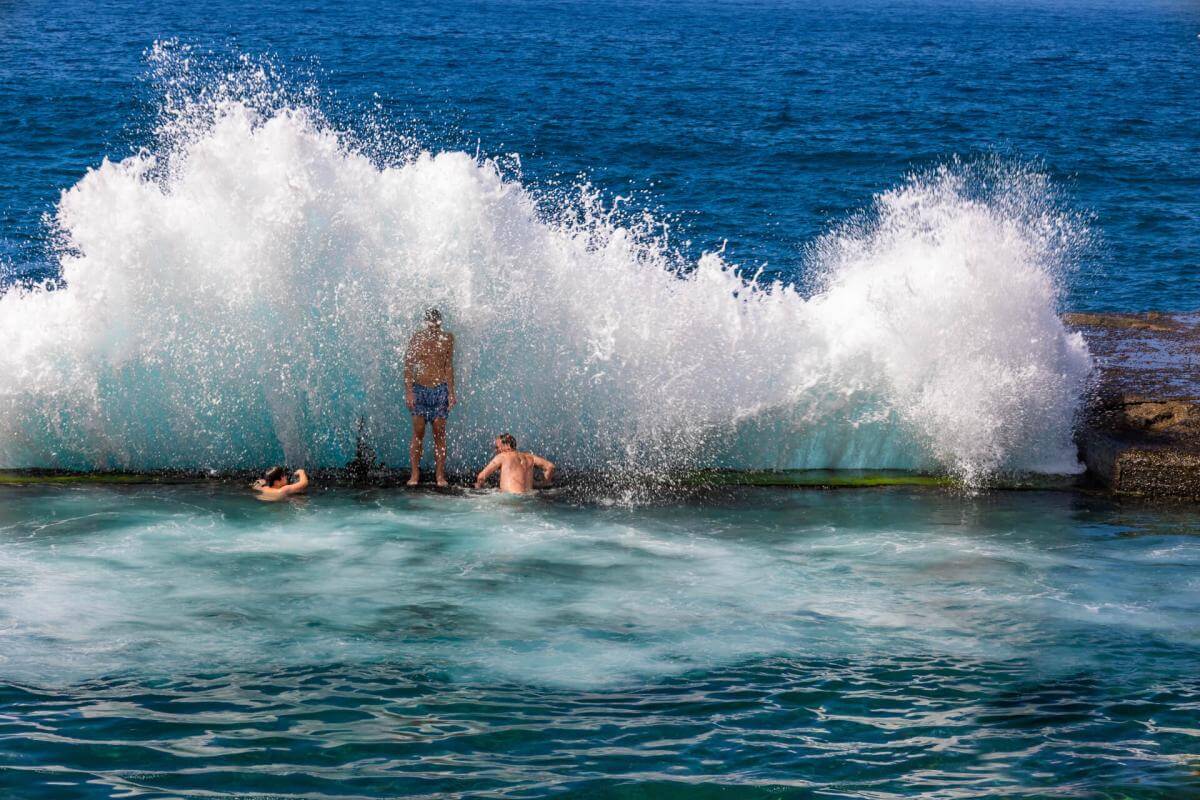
<box><xmin>0</xmin><ymin>65</ymin><xmax>1092</xmax><ymax>481</ymax></box>
<box><xmin>5</xmin><ymin>485</ymin><xmax>1194</xmax><ymax>688</ymax></box>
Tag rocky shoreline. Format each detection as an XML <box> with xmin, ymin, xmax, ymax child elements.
<box><xmin>1068</xmin><ymin>312</ymin><xmax>1200</xmax><ymax>500</ymax></box>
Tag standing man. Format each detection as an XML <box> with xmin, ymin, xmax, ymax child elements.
<box><xmin>405</xmin><ymin>307</ymin><xmax>456</xmax><ymax>487</ymax></box>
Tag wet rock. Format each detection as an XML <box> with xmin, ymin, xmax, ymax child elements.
<box><xmin>1070</xmin><ymin>312</ymin><xmax>1200</xmax><ymax>500</ymax></box>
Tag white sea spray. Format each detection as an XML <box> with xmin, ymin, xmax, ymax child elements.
<box><xmin>0</xmin><ymin>50</ymin><xmax>1092</xmax><ymax>482</ymax></box>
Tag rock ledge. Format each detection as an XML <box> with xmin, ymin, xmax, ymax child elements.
<box><xmin>1069</xmin><ymin>312</ymin><xmax>1200</xmax><ymax>500</ymax></box>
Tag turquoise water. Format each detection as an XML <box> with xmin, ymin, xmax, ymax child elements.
<box><xmin>1</xmin><ymin>484</ymin><xmax>1198</xmax><ymax>797</ymax></box>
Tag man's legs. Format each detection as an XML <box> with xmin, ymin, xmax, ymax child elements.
<box><xmin>432</xmin><ymin>418</ymin><xmax>448</xmax><ymax>487</ymax></box>
<box><xmin>408</xmin><ymin>415</ymin><xmax>426</xmax><ymax>486</ymax></box>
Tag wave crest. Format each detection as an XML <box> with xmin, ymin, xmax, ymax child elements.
<box><xmin>0</xmin><ymin>53</ymin><xmax>1092</xmax><ymax>481</ymax></box>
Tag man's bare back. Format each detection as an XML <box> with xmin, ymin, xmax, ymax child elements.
<box><xmin>475</xmin><ymin>434</ymin><xmax>555</xmax><ymax>494</ymax></box>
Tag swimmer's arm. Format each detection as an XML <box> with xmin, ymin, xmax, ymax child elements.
<box><xmin>283</xmin><ymin>469</ymin><xmax>309</xmax><ymax>496</ymax></box>
<box><xmin>532</xmin><ymin>454</ymin><xmax>555</xmax><ymax>485</ymax></box>
<box><xmin>475</xmin><ymin>456</ymin><xmax>502</xmax><ymax>489</ymax></box>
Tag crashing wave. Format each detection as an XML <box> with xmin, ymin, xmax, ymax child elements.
<box><xmin>0</xmin><ymin>49</ymin><xmax>1092</xmax><ymax>483</ymax></box>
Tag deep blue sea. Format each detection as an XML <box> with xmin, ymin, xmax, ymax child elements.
<box><xmin>2</xmin><ymin>0</ymin><xmax>1199</xmax><ymax>310</ymax></box>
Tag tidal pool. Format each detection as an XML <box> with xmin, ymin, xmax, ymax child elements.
<box><xmin>0</xmin><ymin>484</ymin><xmax>1197</xmax><ymax>798</ymax></box>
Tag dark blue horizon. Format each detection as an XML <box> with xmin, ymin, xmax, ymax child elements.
<box><xmin>2</xmin><ymin>0</ymin><xmax>1197</xmax><ymax>310</ymax></box>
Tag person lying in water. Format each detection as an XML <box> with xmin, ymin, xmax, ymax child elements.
<box><xmin>252</xmin><ymin>466</ymin><xmax>309</xmax><ymax>500</ymax></box>
<box><xmin>474</xmin><ymin>433</ymin><xmax>555</xmax><ymax>494</ymax></box>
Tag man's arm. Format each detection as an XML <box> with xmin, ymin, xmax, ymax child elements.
<box><xmin>446</xmin><ymin>333</ymin><xmax>456</xmax><ymax>409</ymax></box>
<box><xmin>403</xmin><ymin>335</ymin><xmax>416</xmax><ymax>411</ymax></box>
<box><xmin>531</xmin><ymin>454</ymin><xmax>555</xmax><ymax>486</ymax></box>
<box><xmin>475</xmin><ymin>455</ymin><xmax>502</xmax><ymax>489</ymax></box>
<box><xmin>282</xmin><ymin>469</ymin><xmax>309</xmax><ymax>496</ymax></box>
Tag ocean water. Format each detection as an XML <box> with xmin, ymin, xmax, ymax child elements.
<box><xmin>1</xmin><ymin>483</ymin><xmax>1198</xmax><ymax>798</ymax></box>
<box><xmin>2</xmin><ymin>0</ymin><xmax>1199</xmax><ymax>477</ymax></box>
<box><xmin>1</xmin><ymin>0</ymin><xmax>1198</xmax><ymax>476</ymax></box>
<box><xmin>2</xmin><ymin>1</ymin><xmax>1200</xmax><ymax>797</ymax></box>
<box><xmin>2</xmin><ymin>0</ymin><xmax>1200</xmax><ymax>310</ymax></box>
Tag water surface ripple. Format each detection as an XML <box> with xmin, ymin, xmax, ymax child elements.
<box><xmin>0</xmin><ymin>485</ymin><xmax>1197</xmax><ymax>797</ymax></box>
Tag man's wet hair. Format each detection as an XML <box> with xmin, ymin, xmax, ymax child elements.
<box><xmin>264</xmin><ymin>466</ymin><xmax>288</xmax><ymax>485</ymax></box>
<box><xmin>498</xmin><ymin>433</ymin><xmax>517</xmax><ymax>449</ymax></box>
<box><xmin>424</xmin><ymin>307</ymin><xmax>442</xmax><ymax>324</ymax></box>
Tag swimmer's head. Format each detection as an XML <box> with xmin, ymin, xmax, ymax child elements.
<box><xmin>424</xmin><ymin>307</ymin><xmax>442</xmax><ymax>326</ymax></box>
<box><xmin>263</xmin><ymin>466</ymin><xmax>288</xmax><ymax>488</ymax></box>
<box><xmin>495</xmin><ymin>433</ymin><xmax>517</xmax><ymax>452</ymax></box>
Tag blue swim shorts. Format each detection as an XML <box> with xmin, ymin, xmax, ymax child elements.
<box><xmin>412</xmin><ymin>383</ymin><xmax>450</xmax><ymax>421</ymax></box>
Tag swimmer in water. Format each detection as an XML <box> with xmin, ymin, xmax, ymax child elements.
<box><xmin>474</xmin><ymin>433</ymin><xmax>555</xmax><ymax>494</ymax></box>
<box><xmin>252</xmin><ymin>466</ymin><xmax>309</xmax><ymax>500</ymax></box>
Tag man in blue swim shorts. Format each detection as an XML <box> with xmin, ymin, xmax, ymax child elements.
<box><xmin>404</xmin><ymin>307</ymin><xmax>457</xmax><ymax>486</ymax></box>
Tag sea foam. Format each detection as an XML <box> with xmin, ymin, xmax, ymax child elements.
<box><xmin>0</xmin><ymin>55</ymin><xmax>1092</xmax><ymax>482</ymax></box>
